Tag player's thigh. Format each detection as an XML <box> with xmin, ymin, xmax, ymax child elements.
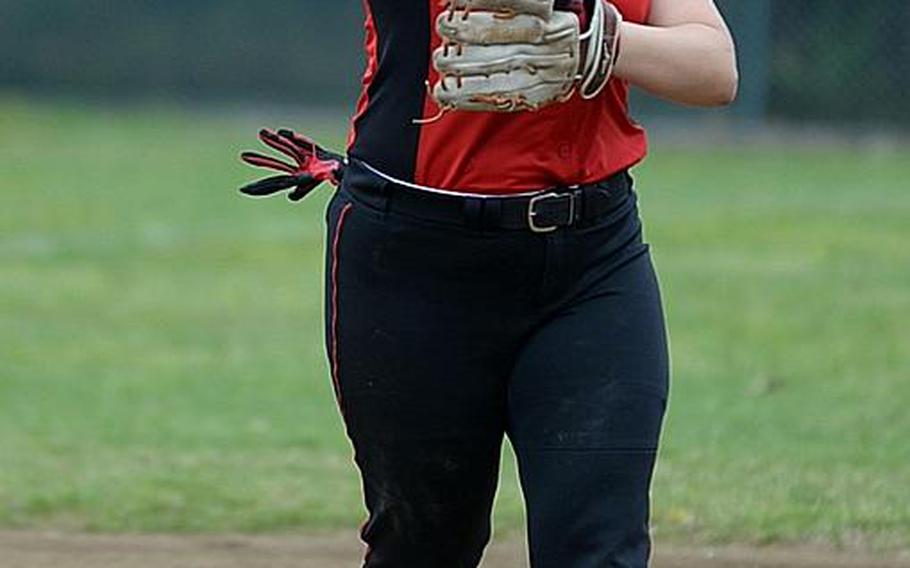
<box><xmin>508</xmin><ymin>251</ymin><xmax>669</xmax><ymax>450</ymax></box>
<box><xmin>324</xmin><ymin>188</ymin><xmax>512</xmax><ymax>442</ymax></box>
<box><xmin>507</xmin><ymin>252</ymin><xmax>669</xmax><ymax>565</ymax></box>
<box><xmin>325</xmin><ymin>188</ymin><xmax>511</xmax><ymax>559</ymax></box>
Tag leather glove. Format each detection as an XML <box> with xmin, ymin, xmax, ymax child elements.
<box><xmin>426</xmin><ymin>0</ymin><xmax>623</xmax><ymax>117</ymax></box>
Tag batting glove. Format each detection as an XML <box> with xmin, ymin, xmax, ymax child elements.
<box><xmin>239</xmin><ymin>128</ymin><xmax>345</xmax><ymax>202</ymax></box>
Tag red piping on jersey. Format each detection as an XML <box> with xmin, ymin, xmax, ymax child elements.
<box><xmin>330</xmin><ymin>202</ymin><xmax>354</xmax><ymax>412</ymax></box>
<box><xmin>348</xmin><ymin>0</ymin><xmax>380</xmax><ymax>150</ymax></box>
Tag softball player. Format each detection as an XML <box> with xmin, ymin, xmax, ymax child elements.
<box><xmin>240</xmin><ymin>0</ymin><xmax>738</xmax><ymax>566</ymax></box>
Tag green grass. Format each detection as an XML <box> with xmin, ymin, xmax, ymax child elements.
<box><xmin>1</xmin><ymin>97</ymin><xmax>908</xmax><ymax>549</ymax></box>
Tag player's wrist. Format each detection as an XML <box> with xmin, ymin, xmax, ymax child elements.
<box><xmin>577</xmin><ymin>0</ymin><xmax>623</xmax><ymax>99</ymax></box>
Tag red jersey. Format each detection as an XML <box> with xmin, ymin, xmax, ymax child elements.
<box><xmin>348</xmin><ymin>0</ymin><xmax>651</xmax><ymax>195</ymax></box>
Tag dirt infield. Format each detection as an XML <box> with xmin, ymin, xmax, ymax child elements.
<box><xmin>1</xmin><ymin>532</ymin><xmax>908</xmax><ymax>568</ymax></box>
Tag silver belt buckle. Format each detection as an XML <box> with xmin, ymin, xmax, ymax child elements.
<box><xmin>528</xmin><ymin>192</ymin><xmax>575</xmax><ymax>233</ymax></box>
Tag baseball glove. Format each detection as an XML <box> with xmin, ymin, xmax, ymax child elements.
<box><xmin>426</xmin><ymin>0</ymin><xmax>623</xmax><ymax>117</ymax></box>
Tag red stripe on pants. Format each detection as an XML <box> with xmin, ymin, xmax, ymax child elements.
<box><xmin>330</xmin><ymin>202</ymin><xmax>354</xmax><ymax>411</ymax></box>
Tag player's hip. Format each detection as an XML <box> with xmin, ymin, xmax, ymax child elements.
<box><xmin>325</xmin><ymin>159</ymin><xmax>652</xmax><ymax>310</ymax></box>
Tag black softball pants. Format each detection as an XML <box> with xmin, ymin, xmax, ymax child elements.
<box><xmin>324</xmin><ymin>169</ymin><xmax>670</xmax><ymax>568</ymax></box>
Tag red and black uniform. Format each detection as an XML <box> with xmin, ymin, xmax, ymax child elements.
<box><xmin>349</xmin><ymin>0</ymin><xmax>651</xmax><ymax>193</ymax></box>
<box><xmin>326</xmin><ymin>2</ymin><xmax>669</xmax><ymax>567</ymax></box>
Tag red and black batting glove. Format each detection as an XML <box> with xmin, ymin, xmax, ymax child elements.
<box><xmin>239</xmin><ymin>128</ymin><xmax>345</xmax><ymax>202</ymax></box>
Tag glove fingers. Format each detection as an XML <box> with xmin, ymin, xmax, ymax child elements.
<box><xmin>277</xmin><ymin>129</ymin><xmax>346</xmax><ymax>165</ymax></box>
<box><xmin>287</xmin><ymin>177</ymin><xmax>321</xmax><ymax>202</ymax></box>
<box><xmin>239</xmin><ymin>175</ymin><xmax>300</xmax><ymax>197</ymax></box>
<box><xmin>438</xmin><ymin>13</ymin><xmax>558</xmax><ymax>45</ymax></box>
<box><xmin>259</xmin><ymin>129</ymin><xmax>307</xmax><ymax>164</ymax></box>
<box><xmin>240</xmin><ymin>152</ymin><xmax>298</xmax><ymax>174</ymax></box>
<box><xmin>434</xmin><ymin>67</ymin><xmax>575</xmax><ymax>111</ymax></box>
<box><xmin>277</xmin><ymin>129</ymin><xmax>317</xmax><ymax>155</ymax></box>
<box><xmin>435</xmin><ymin>46</ymin><xmax>578</xmax><ymax>76</ymax></box>
<box><xmin>446</xmin><ymin>0</ymin><xmax>554</xmax><ymax>19</ymax></box>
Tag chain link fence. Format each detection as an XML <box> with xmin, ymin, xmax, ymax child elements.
<box><xmin>639</xmin><ymin>0</ymin><xmax>910</xmax><ymax>127</ymax></box>
<box><xmin>0</xmin><ymin>0</ymin><xmax>908</xmax><ymax>128</ymax></box>
<box><xmin>767</xmin><ymin>0</ymin><xmax>910</xmax><ymax>125</ymax></box>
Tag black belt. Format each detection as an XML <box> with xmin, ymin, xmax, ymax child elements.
<box><xmin>344</xmin><ymin>160</ymin><xmax>632</xmax><ymax>233</ymax></box>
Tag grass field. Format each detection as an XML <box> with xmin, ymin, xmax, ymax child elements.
<box><xmin>1</xmin><ymin>97</ymin><xmax>908</xmax><ymax>551</ymax></box>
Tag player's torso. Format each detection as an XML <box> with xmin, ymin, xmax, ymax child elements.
<box><xmin>348</xmin><ymin>0</ymin><xmax>652</xmax><ymax>194</ymax></box>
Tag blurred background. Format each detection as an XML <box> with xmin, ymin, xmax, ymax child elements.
<box><xmin>2</xmin><ymin>1</ymin><xmax>909</xmax><ymax>125</ymax></box>
<box><xmin>1</xmin><ymin>0</ymin><xmax>908</xmax><ymax>561</ymax></box>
